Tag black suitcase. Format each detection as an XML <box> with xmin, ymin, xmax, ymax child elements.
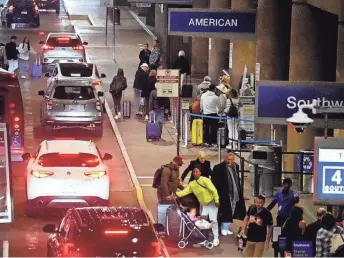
<box><xmin>238</xmin><ymin>128</ymin><xmax>247</xmax><ymax>148</ymax></box>
<box><xmin>165</xmin><ymin>205</ymin><xmax>182</xmax><ymax>240</ymax></box>
<box><xmin>122</xmin><ymin>100</ymin><xmax>131</xmax><ymax>118</ymax></box>
<box><xmin>181</xmin><ymin>84</ymin><xmax>193</xmax><ymax>98</ymax></box>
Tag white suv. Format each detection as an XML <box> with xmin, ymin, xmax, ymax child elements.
<box><xmin>22</xmin><ymin>139</ymin><xmax>112</xmax><ymax>217</ymax></box>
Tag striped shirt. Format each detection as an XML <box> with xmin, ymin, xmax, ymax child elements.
<box><xmin>316</xmin><ymin>226</ymin><xmax>343</xmax><ymax>257</ymax></box>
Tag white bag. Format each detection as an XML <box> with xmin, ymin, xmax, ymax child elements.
<box><xmin>195</xmin><ymin>219</ymin><xmax>212</xmax><ymax>230</ymax></box>
<box><xmin>330</xmin><ymin>233</ymin><xmax>344</xmax><ymax>253</ymax></box>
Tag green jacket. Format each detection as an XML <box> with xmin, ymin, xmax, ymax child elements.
<box><xmin>176</xmin><ymin>176</ymin><xmax>219</xmax><ymax>206</ymax></box>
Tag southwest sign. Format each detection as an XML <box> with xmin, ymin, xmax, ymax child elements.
<box><xmin>168</xmin><ymin>8</ymin><xmax>256</xmax><ymax>40</ymax></box>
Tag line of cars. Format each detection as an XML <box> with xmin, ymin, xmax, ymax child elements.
<box><xmin>20</xmin><ymin>30</ymin><xmax>166</xmax><ymax>256</ymax></box>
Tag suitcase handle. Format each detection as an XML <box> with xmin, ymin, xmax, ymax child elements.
<box><xmin>35</xmin><ymin>54</ymin><xmax>41</xmax><ymax>65</ymax></box>
<box><xmin>149</xmin><ymin>111</ymin><xmax>156</xmax><ymax>123</ymax></box>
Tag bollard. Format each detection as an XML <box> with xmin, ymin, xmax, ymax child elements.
<box><xmin>183</xmin><ymin>111</ymin><xmax>188</xmax><ymax>147</ymax></box>
<box><xmin>114</xmin><ymin>7</ymin><xmax>120</xmax><ymax>25</ymax></box>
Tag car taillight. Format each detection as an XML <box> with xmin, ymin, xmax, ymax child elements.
<box><xmin>92</xmin><ymin>81</ymin><xmax>101</xmax><ymax>87</ymax></box>
<box><xmin>73</xmin><ymin>46</ymin><xmax>84</xmax><ymax>50</ymax></box>
<box><xmin>104</xmin><ymin>230</ymin><xmax>128</xmax><ymax>235</ymax></box>
<box><xmin>9</xmin><ymin>102</ymin><xmax>15</xmax><ymax>115</ymax></box>
<box><xmin>96</xmin><ymin>100</ymin><xmax>101</xmax><ymax>111</ymax></box>
<box><xmin>30</xmin><ymin>170</ymin><xmax>54</xmax><ymax>178</ymax></box>
<box><xmin>84</xmin><ymin>171</ymin><xmax>106</xmax><ymax>178</ymax></box>
<box><xmin>43</xmin><ymin>44</ymin><xmax>55</xmax><ymax>50</ymax></box>
<box><xmin>47</xmin><ymin>100</ymin><xmax>53</xmax><ymax>110</ymax></box>
<box><xmin>152</xmin><ymin>242</ymin><xmax>162</xmax><ymax>257</ymax></box>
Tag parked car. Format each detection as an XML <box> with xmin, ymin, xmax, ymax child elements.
<box><xmin>0</xmin><ymin>0</ymin><xmax>40</xmax><ymax>28</ymax></box>
<box><xmin>43</xmin><ymin>207</ymin><xmax>165</xmax><ymax>257</ymax></box>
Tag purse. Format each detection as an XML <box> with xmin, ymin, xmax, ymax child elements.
<box><xmin>330</xmin><ymin>233</ymin><xmax>344</xmax><ymax>253</ymax></box>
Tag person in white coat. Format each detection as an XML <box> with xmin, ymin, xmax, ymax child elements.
<box><xmin>18</xmin><ymin>37</ymin><xmax>35</xmax><ymax>79</ymax></box>
<box><xmin>224</xmin><ymin>88</ymin><xmax>241</xmax><ymax>149</ymax></box>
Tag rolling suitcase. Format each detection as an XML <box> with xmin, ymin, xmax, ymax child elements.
<box><xmin>181</xmin><ymin>76</ymin><xmax>193</xmax><ymax>98</ymax></box>
<box><xmin>30</xmin><ymin>54</ymin><xmax>42</xmax><ymax>78</ymax></box>
<box><xmin>122</xmin><ymin>100</ymin><xmax>131</xmax><ymax>118</ymax></box>
<box><xmin>165</xmin><ymin>205</ymin><xmax>183</xmax><ymax>240</ymax></box>
<box><xmin>238</xmin><ymin>128</ymin><xmax>247</xmax><ymax>148</ymax></box>
<box><xmin>191</xmin><ymin>119</ymin><xmax>203</xmax><ymax>145</ymax></box>
<box><xmin>146</xmin><ymin>111</ymin><xmax>161</xmax><ymax>140</ymax></box>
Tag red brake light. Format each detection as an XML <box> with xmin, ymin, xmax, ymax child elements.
<box><xmin>43</xmin><ymin>44</ymin><xmax>55</xmax><ymax>50</ymax></box>
<box><xmin>104</xmin><ymin>230</ymin><xmax>128</xmax><ymax>235</ymax></box>
<box><xmin>152</xmin><ymin>242</ymin><xmax>162</xmax><ymax>256</ymax></box>
<box><xmin>57</xmin><ymin>37</ymin><xmax>71</xmax><ymax>42</ymax></box>
<box><xmin>9</xmin><ymin>102</ymin><xmax>15</xmax><ymax>109</ymax></box>
<box><xmin>73</xmin><ymin>46</ymin><xmax>84</xmax><ymax>50</ymax></box>
<box><xmin>92</xmin><ymin>81</ymin><xmax>101</xmax><ymax>87</ymax></box>
<box><xmin>30</xmin><ymin>170</ymin><xmax>54</xmax><ymax>178</ymax></box>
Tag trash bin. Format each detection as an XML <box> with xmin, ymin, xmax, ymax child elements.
<box><xmin>250</xmin><ymin>144</ymin><xmax>280</xmax><ymax>197</ymax></box>
<box><xmin>297</xmin><ymin>149</ymin><xmax>314</xmax><ymax>193</ymax></box>
<box><xmin>114</xmin><ymin>7</ymin><xmax>121</xmax><ymax>25</ymax></box>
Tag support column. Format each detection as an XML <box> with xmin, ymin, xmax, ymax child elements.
<box><xmin>145</xmin><ymin>4</ymin><xmax>155</xmax><ymax>27</ymax></box>
<box><xmin>336</xmin><ymin>3</ymin><xmax>344</xmax><ymax>135</ymax></box>
<box><xmin>208</xmin><ymin>0</ymin><xmax>231</xmax><ymax>83</ymax></box>
<box><xmin>230</xmin><ymin>0</ymin><xmax>256</xmax><ymax>89</ymax></box>
<box><xmin>255</xmin><ymin>0</ymin><xmax>291</xmax><ymax>141</ymax></box>
<box><xmin>191</xmin><ymin>0</ymin><xmax>209</xmax><ymax>79</ymax></box>
<box><xmin>287</xmin><ymin>0</ymin><xmax>324</xmax><ymax>171</ymax></box>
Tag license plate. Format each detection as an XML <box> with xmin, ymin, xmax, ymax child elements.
<box><xmin>21</xmin><ymin>11</ymin><xmax>27</xmax><ymax>14</ymax></box>
<box><xmin>67</xmin><ymin>105</ymin><xmax>84</xmax><ymax>111</ymax></box>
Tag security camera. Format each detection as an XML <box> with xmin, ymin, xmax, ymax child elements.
<box><xmin>286</xmin><ymin>109</ymin><xmax>314</xmax><ymax>134</ymax></box>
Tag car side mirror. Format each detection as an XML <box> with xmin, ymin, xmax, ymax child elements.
<box><xmin>153</xmin><ymin>223</ymin><xmax>165</xmax><ymax>236</ymax></box>
<box><xmin>103</xmin><ymin>153</ymin><xmax>112</xmax><ymax>160</ymax></box>
<box><xmin>83</xmin><ymin>41</ymin><xmax>88</xmax><ymax>45</ymax></box>
<box><xmin>44</xmin><ymin>72</ymin><xmax>50</xmax><ymax>77</ymax></box>
<box><xmin>43</xmin><ymin>224</ymin><xmax>57</xmax><ymax>233</ymax></box>
<box><xmin>97</xmin><ymin>91</ymin><xmax>104</xmax><ymax>97</ymax></box>
<box><xmin>39</xmin><ymin>40</ymin><xmax>45</xmax><ymax>44</ymax></box>
<box><xmin>38</xmin><ymin>90</ymin><xmax>44</xmax><ymax>96</ymax></box>
<box><xmin>100</xmin><ymin>73</ymin><xmax>106</xmax><ymax>78</ymax></box>
<box><xmin>22</xmin><ymin>153</ymin><xmax>32</xmax><ymax>161</ymax></box>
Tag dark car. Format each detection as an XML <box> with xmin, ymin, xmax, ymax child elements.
<box><xmin>35</xmin><ymin>0</ymin><xmax>60</xmax><ymax>14</ymax></box>
<box><xmin>43</xmin><ymin>207</ymin><xmax>166</xmax><ymax>257</ymax></box>
<box><xmin>0</xmin><ymin>0</ymin><xmax>40</xmax><ymax>28</ymax></box>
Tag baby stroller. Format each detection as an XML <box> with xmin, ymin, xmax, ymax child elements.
<box><xmin>165</xmin><ymin>194</ymin><xmax>214</xmax><ymax>250</ymax></box>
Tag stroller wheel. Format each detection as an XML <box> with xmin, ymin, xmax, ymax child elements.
<box><xmin>177</xmin><ymin>240</ymin><xmax>187</xmax><ymax>249</ymax></box>
<box><xmin>204</xmin><ymin>241</ymin><xmax>214</xmax><ymax>249</ymax></box>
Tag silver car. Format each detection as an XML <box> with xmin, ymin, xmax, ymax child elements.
<box><xmin>38</xmin><ymin>80</ymin><xmax>104</xmax><ymax>137</ymax></box>
<box><xmin>39</xmin><ymin>33</ymin><xmax>88</xmax><ymax>72</ymax></box>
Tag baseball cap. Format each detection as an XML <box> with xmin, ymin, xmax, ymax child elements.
<box><xmin>173</xmin><ymin>156</ymin><xmax>184</xmax><ymax>166</ymax></box>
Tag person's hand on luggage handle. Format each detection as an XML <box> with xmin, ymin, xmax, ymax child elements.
<box><xmin>166</xmin><ymin>195</ymin><xmax>172</xmax><ymax>201</ymax></box>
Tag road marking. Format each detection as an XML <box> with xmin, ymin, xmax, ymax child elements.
<box><xmin>3</xmin><ymin>240</ymin><xmax>9</xmax><ymax>257</ymax></box>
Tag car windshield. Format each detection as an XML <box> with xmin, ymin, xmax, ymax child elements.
<box><xmin>47</xmin><ymin>37</ymin><xmax>82</xmax><ymax>47</ymax></box>
<box><xmin>60</xmin><ymin>64</ymin><xmax>93</xmax><ymax>77</ymax></box>
<box><xmin>37</xmin><ymin>153</ymin><xmax>100</xmax><ymax>167</ymax></box>
<box><xmin>53</xmin><ymin>86</ymin><xmax>95</xmax><ymax>100</ymax></box>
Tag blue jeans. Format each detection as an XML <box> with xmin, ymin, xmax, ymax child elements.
<box><xmin>134</xmin><ymin>89</ymin><xmax>142</xmax><ymax>114</ymax></box>
<box><xmin>154</xmin><ymin>109</ymin><xmax>165</xmax><ymax>133</ymax></box>
<box><xmin>19</xmin><ymin>58</ymin><xmax>29</xmax><ymax>74</ymax></box>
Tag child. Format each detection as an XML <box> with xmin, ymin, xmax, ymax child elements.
<box><xmin>187</xmin><ymin>208</ymin><xmax>201</xmax><ymax>222</ymax></box>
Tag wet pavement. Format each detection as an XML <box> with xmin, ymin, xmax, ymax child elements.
<box><xmin>0</xmin><ymin>2</ymin><xmax>137</xmax><ymax>257</ymax></box>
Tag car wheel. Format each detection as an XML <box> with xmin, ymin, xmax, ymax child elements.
<box><xmin>26</xmin><ymin>202</ymin><xmax>40</xmax><ymax>218</ymax></box>
<box><xmin>93</xmin><ymin>125</ymin><xmax>103</xmax><ymax>137</ymax></box>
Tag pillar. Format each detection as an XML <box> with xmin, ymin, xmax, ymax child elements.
<box><xmin>208</xmin><ymin>0</ymin><xmax>231</xmax><ymax>84</ymax></box>
<box><xmin>191</xmin><ymin>0</ymin><xmax>209</xmax><ymax>79</ymax></box>
<box><xmin>255</xmin><ymin>0</ymin><xmax>291</xmax><ymax>141</ymax></box>
<box><xmin>287</xmin><ymin>0</ymin><xmax>324</xmax><ymax>171</ymax></box>
<box><xmin>230</xmin><ymin>0</ymin><xmax>256</xmax><ymax>89</ymax></box>
<box><xmin>145</xmin><ymin>4</ymin><xmax>155</xmax><ymax>27</ymax></box>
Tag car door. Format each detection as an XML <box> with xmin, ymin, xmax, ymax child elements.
<box><xmin>41</xmin><ymin>82</ymin><xmax>54</xmax><ymax>119</ymax></box>
<box><xmin>49</xmin><ymin>214</ymin><xmax>71</xmax><ymax>256</ymax></box>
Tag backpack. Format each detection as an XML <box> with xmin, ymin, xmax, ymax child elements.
<box><xmin>152</xmin><ymin>164</ymin><xmax>170</xmax><ymax>188</ymax></box>
<box><xmin>227</xmin><ymin>98</ymin><xmax>239</xmax><ymax>118</ymax></box>
<box><xmin>191</xmin><ymin>99</ymin><xmax>200</xmax><ymax>114</ymax></box>
<box><xmin>110</xmin><ymin>76</ymin><xmax>124</xmax><ymax>93</ymax></box>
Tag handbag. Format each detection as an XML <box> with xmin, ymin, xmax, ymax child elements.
<box><xmin>191</xmin><ymin>99</ymin><xmax>200</xmax><ymax>113</ymax></box>
<box><xmin>181</xmin><ymin>75</ymin><xmax>193</xmax><ymax>98</ymax></box>
<box><xmin>227</xmin><ymin>98</ymin><xmax>238</xmax><ymax>118</ymax></box>
<box><xmin>330</xmin><ymin>233</ymin><xmax>344</xmax><ymax>253</ymax></box>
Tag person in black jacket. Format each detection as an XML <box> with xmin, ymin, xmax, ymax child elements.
<box><xmin>181</xmin><ymin>151</ymin><xmax>211</xmax><ymax>183</ymax></box>
<box><xmin>138</xmin><ymin>43</ymin><xmax>151</xmax><ymax>68</ymax></box>
<box><xmin>133</xmin><ymin>63</ymin><xmax>149</xmax><ymax>117</ymax></box>
<box><xmin>173</xmin><ymin>50</ymin><xmax>191</xmax><ymax>86</ymax></box>
<box><xmin>5</xmin><ymin>35</ymin><xmax>18</xmax><ymax>73</ymax></box>
<box><xmin>142</xmin><ymin>69</ymin><xmax>156</xmax><ymax>121</ymax></box>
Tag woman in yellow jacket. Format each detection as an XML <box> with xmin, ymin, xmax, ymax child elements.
<box><xmin>176</xmin><ymin>168</ymin><xmax>220</xmax><ymax>247</ymax></box>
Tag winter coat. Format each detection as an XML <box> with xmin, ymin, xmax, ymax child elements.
<box><xmin>173</xmin><ymin>56</ymin><xmax>191</xmax><ymax>75</ymax></box>
<box><xmin>138</xmin><ymin>49</ymin><xmax>151</xmax><ymax>67</ymax></box>
<box><xmin>133</xmin><ymin>67</ymin><xmax>148</xmax><ymax>90</ymax></box>
<box><xmin>141</xmin><ymin>76</ymin><xmax>156</xmax><ymax>98</ymax></box>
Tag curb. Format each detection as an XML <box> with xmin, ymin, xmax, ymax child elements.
<box><xmin>63</xmin><ymin>0</ymin><xmax>94</xmax><ymax>26</ymax></box>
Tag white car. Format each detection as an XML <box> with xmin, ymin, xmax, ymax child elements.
<box><xmin>39</xmin><ymin>32</ymin><xmax>88</xmax><ymax>72</ymax></box>
<box><xmin>22</xmin><ymin>139</ymin><xmax>112</xmax><ymax>217</ymax></box>
<box><xmin>45</xmin><ymin>62</ymin><xmax>106</xmax><ymax>104</ymax></box>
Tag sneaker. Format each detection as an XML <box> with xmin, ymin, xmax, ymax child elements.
<box><xmin>144</xmin><ymin>115</ymin><xmax>148</xmax><ymax>122</ymax></box>
<box><xmin>213</xmin><ymin>239</ymin><xmax>220</xmax><ymax>247</ymax></box>
<box><xmin>114</xmin><ymin>115</ymin><xmax>118</xmax><ymax>120</ymax></box>
<box><xmin>227</xmin><ymin>230</ymin><xmax>234</xmax><ymax>235</ymax></box>
<box><xmin>117</xmin><ymin>112</ymin><xmax>121</xmax><ymax>119</ymax></box>
<box><xmin>221</xmin><ymin>229</ymin><xmax>228</xmax><ymax>236</ymax></box>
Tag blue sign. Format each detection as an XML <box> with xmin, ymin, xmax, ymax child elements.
<box><xmin>168</xmin><ymin>9</ymin><xmax>256</xmax><ymax>40</ymax></box>
<box><xmin>256</xmin><ymin>81</ymin><xmax>344</xmax><ymax>127</ymax></box>
<box><xmin>292</xmin><ymin>241</ymin><xmax>313</xmax><ymax>257</ymax></box>
<box><xmin>11</xmin><ymin>136</ymin><xmax>21</xmax><ymax>147</ymax></box>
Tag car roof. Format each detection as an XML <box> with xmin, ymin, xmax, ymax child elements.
<box><xmin>72</xmin><ymin>207</ymin><xmax>150</xmax><ymax>229</ymax></box>
<box><xmin>48</xmin><ymin>33</ymin><xmax>79</xmax><ymax>38</ymax></box>
<box><xmin>39</xmin><ymin>140</ymin><xmax>98</xmax><ymax>155</ymax></box>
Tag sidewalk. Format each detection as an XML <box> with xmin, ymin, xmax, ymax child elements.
<box><xmin>64</xmin><ymin>1</ymin><xmax>320</xmax><ymax>256</ymax></box>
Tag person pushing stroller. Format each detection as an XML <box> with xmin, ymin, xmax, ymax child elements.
<box><xmin>176</xmin><ymin>168</ymin><xmax>220</xmax><ymax>247</ymax></box>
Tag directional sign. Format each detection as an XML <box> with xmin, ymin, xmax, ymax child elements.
<box><xmin>156</xmin><ymin>69</ymin><xmax>180</xmax><ymax>98</ymax></box>
<box><xmin>136</xmin><ymin>3</ymin><xmax>151</xmax><ymax>7</ymax></box>
<box><xmin>100</xmin><ymin>0</ymin><xmax>113</xmax><ymax>7</ymax></box>
<box><xmin>314</xmin><ymin>138</ymin><xmax>344</xmax><ymax>205</ymax></box>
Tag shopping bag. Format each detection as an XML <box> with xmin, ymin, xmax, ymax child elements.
<box><xmin>30</xmin><ymin>54</ymin><xmax>42</xmax><ymax>78</ymax></box>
